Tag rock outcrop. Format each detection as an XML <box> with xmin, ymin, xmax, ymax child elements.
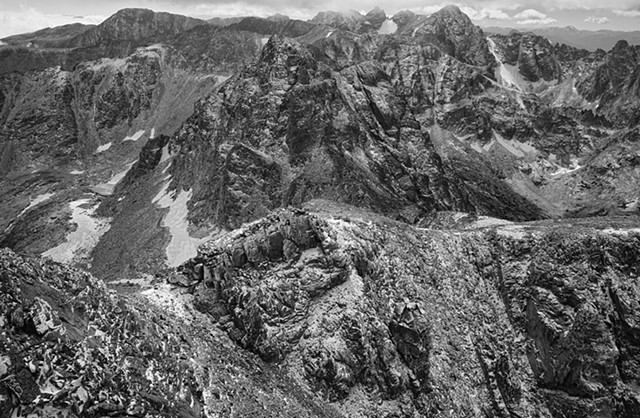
<box><xmin>0</xmin><ymin>248</ymin><xmax>341</xmax><ymax>417</ymax></box>
<box><xmin>578</xmin><ymin>41</ymin><xmax>640</xmax><ymax>127</ymax></box>
<box><xmin>174</xmin><ymin>202</ymin><xmax>640</xmax><ymax>417</ymax></box>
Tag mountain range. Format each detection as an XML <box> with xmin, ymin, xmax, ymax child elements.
<box><xmin>484</xmin><ymin>25</ymin><xmax>640</xmax><ymax>52</ymax></box>
<box><xmin>1</xmin><ymin>5</ymin><xmax>640</xmax><ymax>417</ymax></box>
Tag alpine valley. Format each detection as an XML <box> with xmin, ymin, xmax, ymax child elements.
<box><xmin>2</xmin><ymin>5</ymin><xmax>640</xmax><ymax>417</ymax></box>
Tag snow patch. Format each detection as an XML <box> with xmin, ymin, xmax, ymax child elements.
<box><xmin>623</xmin><ymin>198</ymin><xmax>639</xmax><ymax>212</ymax></box>
<box><xmin>261</xmin><ymin>37</ymin><xmax>270</xmax><ymax>46</ymax></box>
<box><xmin>70</xmin><ymin>170</ymin><xmax>85</xmax><ymax>175</ymax></box>
<box><xmin>122</xmin><ymin>130</ymin><xmax>145</xmax><ymax>142</ymax></box>
<box><xmin>91</xmin><ymin>161</ymin><xmax>136</xmax><ymax>196</ymax></box>
<box><xmin>487</xmin><ymin>38</ymin><xmax>524</xmax><ymax>91</ymax></box>
<box><xmin>550</xmin><ymin>157</ymin><xmax>582</xmax><ymax>176</ymax></box>
<box><xmin>141</xmin><ymin>283</ymin><xmax>193</xmax><ymax>320</ymax></box>
<box><xmin>153</xmin><ymin>182</ymin><xmax>211</xmax><ymax>267</ymax></box>
<box><xmin>134</xmin><ymin>44</ymin><xmax>163</xmax><ymax>59</ymax></box>
<box><xmin>159</xmin><ymin>146</ymin><xmax>173</xmax><ymax>173</ymax></box>
<box><xmin>496</xmin><ymin>135</ymin><xmax>523</xmax><ymax>157</ymax></box>
<box><xmin>326</xmin><ymin>31</ymin><xmax>333</xmax><ymax>38</ymax></box>
<box><xmin>95</xmin><ymin>142</ymin><xmax>112</xmax><ymax>153</ymax></box>
<box><xmin>496</xmin><ymin>225</ymin><xmax>528</xmax><ymax>239</ymax></box>
<box><xmin>490</xmin><ymin>131</ymin><xmax>537</xmax><ymax>159</ymax></box>
<box><xmin>487</xmin><ymin>38</ymin><xmax>528</xmax><ymax>110</ymax></box>
<box><xmin>42</xmin><ymin>199</ymin><xmax>111</xmax><ymax>264</ymax></box>
<box><xmin>150</xmin><ymin>128</ymin><xmax>156</xmax><ymax>139</ymax></box>
<box><xmin>550</xmin><ymin>164</ymin><xmax>582</xmax><ymax>176</ymax></box>
<box><xmin>470</xmin><ymin>142</ymin><xmax>485</xmax><ymax>153</ymax></box>
<box><xmin>378</xmin><ymin>19</ymin><xmax>398</xmax><ymax>35</ymax></box>
<box><xmin>216</xmin><ymin>75</ymin><xmax>231</xmax><ymax>85</ymax></box>
<box><xmin>160</xmin><ymin>146</ymin><xmax>171</xmax><ymax>163</ymax></box>
<box><xmin>19</xmin><ymin>193</ymin><xmax>55</xmax><ymax>217</ymax></box>
<box><xmin>91</xmin><ymin>57</ymin><xmax>127</xmax><ymax>71</ymax></box>
<box><xmin>471</xmin><ymin>216</ymin><xmax>513</xmax><ymax>229</ymax></box>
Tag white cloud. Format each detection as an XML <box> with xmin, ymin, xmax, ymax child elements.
<box><xmin>537</xmin><ymin>0</ymin><xmax>640</xmax><ymax>10</ymax></box>
<box><xmin>613</xmin><ymin>9</ymin><xmax>640</xmax><ymax>17</ymax></box>
<box><xmin>413</xmin><ymin>3</ymin><xmax>510</xmax><ymax>20</ymax></box>
<box><xmin>415</xmin><ymin>3</ymin><xmax>450</xmax><ymax>15</ymax></box>
<box><xmin>584</xmin><ymin>16</ymin><xmax>609</xmax><ymax>24</ymax></box>
<box><xmin>514</xmin><ymin>8</ymin><xmax>557</xmax><ymax>25</ymax></box>
<box><xmin>460</xmin><ymin>6</ymin><xmax>510</xmax><ymax>20</ymax></box>
<box><xmin>516</xmin><ymin>18</ymin><xmax>557</xmax><ymax>25</ymax></box>
<box><xmin>514</xmin><ymin>9</ymin><xmax>547</xmax><ymax>20</ymax></box>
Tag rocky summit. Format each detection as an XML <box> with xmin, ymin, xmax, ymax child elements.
<box><xmin>1</xmin><ymin>4</ymin><xmax>640</xmax><ymax>418</ymax></box>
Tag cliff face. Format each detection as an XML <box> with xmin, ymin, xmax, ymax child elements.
<box><xmin>489</xmin><ymin>31</ymin><xmax>562</xmax><ymax>82</ymax></box>
<box><xmin>166</xmin><ymin>34</ymin><xmax>542</xmax><ymax>233</ymax></box>
<box><xmin>577</xmin><ymin>41</ymin><xmax>640</xmax><ymax>127</ymax></box>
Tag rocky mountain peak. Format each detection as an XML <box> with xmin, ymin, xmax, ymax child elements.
<box><xmin>410</xmin><ymin>4</ymin><xmax>495</xmax><ymax>66</ymax></box>
<box><xmin>428</xmin><ymin>5</ymin><xmax>475</xmax><ymax>30</ymax></box>
<box><xmin>106</xmin><ymin>7</ymin><xmax>154</xmax><ymax>19</ymax></box>
<box><xmin>252</xmin><ymin>35</ymin><xmax>317</xmax><ymax>87</ymax></box>
<box><xmin>311</xmin><ymin>9</ymin><xmax>360</xmax><ymax>23</ymax></box>
<box><xmin>310</xmin><ymin>8</ymin><xmax>386</xmax><ymax>33</ymax></box>
<box><xmin>613</xmin><ymin>39</ymin><xmax>630</xmax><ymax>51</ymax></box>
<box><xmin>259</xmin><ymin>35</ymin><xmax>313</xmax><ymax>66</ymax></box>
<box><xmin>436</xmin><ymin>4</ymin><xmax>465</xmax><ymax>16</ymax></box>
<box><xmin>364</xmin><ymin>6</ymin><xmax>387</xmax><ymax>27</ymax></box>
<box><xmin>266</xmin><ymin>13</ymin><xmax>290</xmax><ymax>22</ymax></box>
<box><xmin>492</xmin><ymin>31</ymin><xmax>562</xmax><ymax>82</ymax></box>
<box><xmin>390</xmin><ymin>9</ymin><xmax>417</xmax><ymax>29</ymax></box>
<box><xmin>226</xmin><ymin>16</ymin><xmax>316</xmax><ymax>38</ymax></box>
<box><xmin>67</xmin><ymin>8</ymin><xmax>207</xmax><ymax>47</ymax></box>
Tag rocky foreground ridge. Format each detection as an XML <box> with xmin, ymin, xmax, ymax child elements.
<box><xmin>3</xmin><ymin>203</ymin><xmax>640</xmax><ymax>417</ymax></box>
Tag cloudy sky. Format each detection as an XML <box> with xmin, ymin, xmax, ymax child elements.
<box><xmin>1</xmin><ymin>0</ymin><xmax>640</xmax><ymax>38</ymax></box>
